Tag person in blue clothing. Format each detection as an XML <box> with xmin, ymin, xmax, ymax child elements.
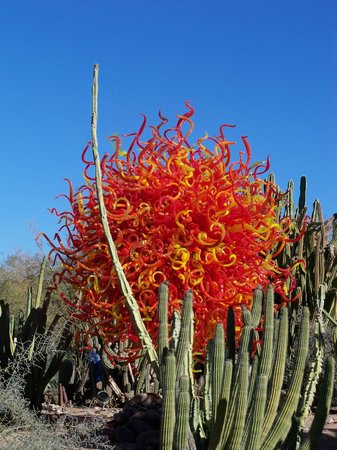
<box><xmin>87</xmin><ymin>346</ymin><xmax>103</xmax><ymax>391</ymax></box>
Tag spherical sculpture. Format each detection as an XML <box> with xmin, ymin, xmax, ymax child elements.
<box><xmin>44</xmin><ymin>104</ymin><xmax>302</xmax><ymax>360</ymax></box>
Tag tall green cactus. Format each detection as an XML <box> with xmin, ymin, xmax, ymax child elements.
<box><xmin>245</xmin><ymin>374</ymin><xmax>267</xmax><ymax>450</ymax></box>
<box><xmin>174</xmin><ymin>375</ymin><xmax>191</xmax><ymax>450</ymax></box>
<box><xmin>211</xmin><ymin>323</ymin><xmax>225</xmax><ymax>427</ymax></box>
<box><xmin>261</xmin><ymin>306</ymin><xmax>288</xmax><ymax>441</ymax></box>
<box><xmin>155</xmin><ymin>284</ymin><xmax>335</xmax><ymax>450</ymax></box>
<box><xmin>260</xmin><ymin>307</ymin><xmax>310</xmax><ymax>450</ymax></box>
<box><xmin>175</xmin><ymin>290</ymin><xmax>193</xmax><ymax>379</ymax></box>
<box><xmin>160</xmin><ymin>351</ymin><xmax>177</xmax><ymax>450</ymax></box>
<box><xmin>299</xmin><ymin>355</ymin><xmax>335</xmax><ymax>450</ymax></box>
<box><xmin>158</xmin><ymin>281</ymin><xmax>169</xmax><ymax>386</ymax></box>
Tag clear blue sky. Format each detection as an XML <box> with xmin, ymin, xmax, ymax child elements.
<box><xmin>0</xmin><ymin>0</ymin><xmax>336</xmax><ymax>258</ymax></box>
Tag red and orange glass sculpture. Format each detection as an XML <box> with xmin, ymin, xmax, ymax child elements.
<box><xmin>43</xmin><ymin>103</ymin><xmax>303</xmax><ymax>360</ymax></box>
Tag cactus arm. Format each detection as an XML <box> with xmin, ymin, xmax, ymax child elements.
<box><xmin>135</xmin><ymin>357</ymin><xmax>149</xmax><ymax>394</ymax></box>
<box><xmin>90</xmin><ymin>65</ymin><xmax>158</xmax><ymax>372</ymax></box>
<box><xmin>237</xmin><ymin>308</ymin><xmax>254</xmax><ymax>363</ymax></box>
<box><xmin>208</xmin><ymin>359</ymin><xmax>233</xmax><ymax>450</ymax></box>
<box><xmin>321</xmin><ymin>307</ymin><xmax>337</xmax><ymax>326</ymax></box>
<box><xmin>26</xmin><ymin>286</ymin><xmax>32</xmax><ymax>320</ymax></box>
<box><xmin>174</xmin><ymin>375</ymin><xmax>192</xmax><ymax>450</ymax></box>
<box><xmin>245</xmin><ymin>375</ymin><xmax>267</xmax><ymax>450</ymax></box>
<box><xmin>226</xmin><ymin>306</ymin><xmax>236</xmax><ymax>363</ymax></box>
<box><xmin>160</xmin><ymin>351</ymin><xmax>177</xmax><ymax>450</ymax></box>
<box><xmin>260</xmin><ymin>307</ymin><xmax>310</xmax><ymax>450</ymax></box>
<box><xmin>204</xmin><ymin>338</ymin><xmax>214</xmax><ymax>429</ymax></box>
<box><xmin>35</xmin><ymin>256</ymin><xmax>46</xmax><ymax>309</ymax></box>
<box><xmin>247</xmin><ymin>353</ymin><xmax>259</xmax><ymax>410</ymax></box>
<box><xmin>224</xmin><ymin>351</ymin><xmax>249</xmax><ymax>450</ymax></box>
<box><xmin>216</xmin><ymin>352</ymin><xmax>248</xmax><ymax>449</ymax></box>
<box><xmin>171</xmin><ymin>310</ymin><xmax>182</xmax><ymax>352</ymax></box>
<box><xmin>211</xmin><ymin>323</ymin><xmax>225</xmax><ymax>427</ymax></box>
<box><xmin>258</xmin><ymin>285</ymin><xmax>274</xmax><ymax>379</ymax></box>
<box><xmin>261</xmin><ymin>306</ymin><xmax>288</xmax><ymax>441</ymax></box>
<box><xmin>251</xmin><ymin>286</ymin><xmax>263</xmax><ymax>328</ymax></box>
<box><xmin>285</xmin><ymin>179</ymin><xmax>295</xmax><ymax>219</ymax></box>
<box><xmin>298</xmin><ymin>175</ymin><xmax>307</xmax><ymax>214</ymax></box>
<box><xmin>158</xmin><ymin>282</ymin><xmax>169</xmax><ymax>385</ymax></box>
<box><xmin>0</xmin><ymin>301</ymin><xmax>13</xmax><ymax>368</ymax></box>
<box><xmin>175</xmin><ymin>290</ymin><xmax>193</xmax><ymax>379</ymax></box>
<box><xmin>299</xmin><ymin>356</ymin><xmax>335</xmax><ymax>450</ymax></box>
<box><xmin>9</xmin><ymin>314</ymin><xmax>15</xmax><ymax>355</ymax></box>
<box><xmin>297</xmin><ymin>314</ymin><xmax>324</xmax><ymax>430</ymax></box>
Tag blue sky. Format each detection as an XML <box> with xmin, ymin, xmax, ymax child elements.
<box><xmin>0</xmin><ymin>0</ymin><xmax>336</xmax><ymax>258</ymax></box>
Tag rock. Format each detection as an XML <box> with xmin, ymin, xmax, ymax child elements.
<box><xmin>127</xmin><ymin>417</ymin><xmax>155</xmax><ymax>433</ymax></box>
<box><xmin>133</xmin><ymin>410</ymin><xmax>162</xmax><ymax>427</ymax></box>
<box><xmin>135</xmin><ymin>429</ymin><xmax>160</xmax><ymax>448</ymax></box>
<box><xmin>114</xmin><ymin>425</ymin><xmax>136</xmax><ymax>443</ymax></box>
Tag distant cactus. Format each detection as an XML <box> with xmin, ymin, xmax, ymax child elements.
<box><xmin>0</xmin><ymin>258</ymin><xmax>72</xmax><ymax>409</ymax></box>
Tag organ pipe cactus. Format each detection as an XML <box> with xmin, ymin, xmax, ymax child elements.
<box><xmin>156</xmin><ymin>284</ymin><xmax>335</xmax><ymax>450</ymax></box>
<box><xmin>174</xmin><ymin>375</ymin><xmax>191</xmax><ymax>450</ymax></box>
<box><xmin>299</xmin><ymin>356</ymin><xmax>335</xmax><ymax>450</ymax></box>
<box><xmin>160</xmin><ymin>351</ymin><xmax>176</xmax><ymax>449</ymax></box>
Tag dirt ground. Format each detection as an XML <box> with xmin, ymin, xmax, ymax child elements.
<box><xmin>2</xmin><ymin>404</ymin><xmax>336</xmax><ymax>449</ymax></box>
<box><xmin>301</xmin><ymin>408</ymin><xmax>337</xmax><ymax>450</ymax></box>
<box><xmin>41</xmin><ymin>404</ymin><xmax>337</xmax><ymax>449</ymax></box>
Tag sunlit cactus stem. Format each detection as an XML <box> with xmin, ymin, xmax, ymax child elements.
<box><xmin>258</xmin><ymin>285</ymin><xmax>274</xmax><ymax>379</ymax></box>
<box><xmin>251</xmin><ymin>286</ymin><xmax>263</xmax><ymax>327</ymax></box>
<box><xmin>90</xmin><ymin>64</ymin><xmax>158</xmax><ymax>372</ymax></box>
<box><xmin>261</xmin><ymin>306</ymin><xmax>288</xmax><ymax>441</ymax></box>
<box><xmin>245</xmin><ymin>374</ymin><xmax>267</xmax><ymax>450</ymax></box>
<box><xmin>35</xmin><ymin>256</ymin><xmax>46</xmax><ymax>309</ymax></box>
<box><xmin>299</xmin><ymin>356</ymin><xmax>335</xmax><ymax>450</ymax></box>
<box><xmin>224</xmin><ymin>351</ymin><xmax>249</xmax><ymax>450</ymax></box>
<box><xmin>158</xmin><ymin>281</ymin><xmax>169</xmax><ymax>385</ymax></box>
<box><xmin>174</xmin><ymin>375</ymin><xmax>191</xmax><ymax>450</ymax></box>
<box><xmin>260</xmin><ymin>307</ymin><xmax>310</xmax><ymax>450</ymax></box>
<box><xmin>160</xmin><ymin>351</ymin><xmax>176</xmax><ymax>450</ymax></box>
<box><xmin>211</xmin><ymin>323</ymin><xmax>225</xmax><ymax>427</ymax></box>
<box><xmin>209</xmin><ymin>359</ymin><xmax>233</xmax><ymax>450</ymax></box>
<box><xmin>175</xmin><ymin>290</ymin><xmax>193</xmax><ymax>379</ymax></box>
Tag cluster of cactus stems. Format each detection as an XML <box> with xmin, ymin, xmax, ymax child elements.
<box><xmin>156</xmin><ymin>284</ymin><xmax>335</xmax><ymax>450</ymax></box>
<box><xmin>0</xmin><ymin>257</ymin><xmax>72</xmax><ymax>409</ymax></box>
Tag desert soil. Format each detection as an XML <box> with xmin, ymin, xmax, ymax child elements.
<box><xmin>44</xmin><ymin>405</ymin><xmax>337</xmax><ymax>450</ymax></box>
<box><xmin>2</xmin><ymin>405</ymin><xmax>336</xmax><ymax>449</ymax></box>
